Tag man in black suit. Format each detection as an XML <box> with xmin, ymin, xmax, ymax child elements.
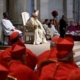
<box><xmin>59</xmin><ymin>15</ymin><xmax>68</xmax><ymax>38</ymax></box>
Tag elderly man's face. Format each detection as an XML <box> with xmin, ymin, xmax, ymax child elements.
<box><xmin>70</xmin><ymin>21</ymin><xmax>74</xmax><ymax>25</ymax></box>
<box><xmin>33</xmin><ymin>16</ymin><xmax>38</xmax><ymax>19</ymax></box>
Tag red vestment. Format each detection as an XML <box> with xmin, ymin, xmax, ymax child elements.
<box><xmin>26</xmin><ymin>48</ymin><xmax>38</xmax><ymax>70</ymax></box>
<box><xmin>9</xmin><ymin>60</ymin><xmax>39</xmax><ymax>80</ymax></box>
<box><xmin>1</xmin><ymin>47</ymin><xmax>38</xmax><ymax>70</ymax></box>
<box><xmin>37</xmin><ymin>48</ymin><xmax>57</xmax><ymax>76</ymax></box>
<box><xmin>39</xmin><ymin>61</ymin><xmax>78</xmax><ymax>80</ymax></box>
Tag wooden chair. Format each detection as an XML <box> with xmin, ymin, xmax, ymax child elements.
<box><xmin>21</xmin><ymin>12</ymin><xmax>34</xmax><ymax>43</ymax></box>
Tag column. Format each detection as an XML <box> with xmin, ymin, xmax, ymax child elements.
<box><xmin>34</xmin><ymin>0</ymin><xmax>37</xmax><ymax>10</ymax></box>
<box><xmin>9</xmin><ymin>0</ymin><xmax>29</xmax><ymax>24</ymax></box>
<box><xmin>63</xmin><ymin>0</ymin><xmax>67</xmax><ymax>17</ymax></box>
<box><xmin>0</xmin><ymin>0</ymin><xmax>6</xmax><ymax>40</ymax></box>
<box><xmin>63</xmin><ymin>0</ymin><xmax>74</xmax><ymax>22</ymax></box>
<box><xmin>40</xmin><ymin>0</ymin><xmax>49</xmax><ymax>21</ymax></box>
<box><xmin>67</xmin><ymin>0</ymin><xmax>74</xmax><ymax>21</ymax></box>
<box><xmin>73</xmin><ymin>0</ymin><xmax>76</xmax><ymax>22</ymax></box>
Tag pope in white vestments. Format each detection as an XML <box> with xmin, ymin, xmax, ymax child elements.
<box><xmin>26</xmin><ymin>10</ymin><xmax>47</xmax><ymax>45</ymax></box>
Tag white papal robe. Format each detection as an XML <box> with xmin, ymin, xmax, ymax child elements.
<box><xmin>26</xmin><ymin>17</ymin><xmax>47</xmax><ymax>45</ymax></box>
<box><xmin>1</xmin><ymin>19</ymin><xmax>22</xmax><ymax>36</ymax></box>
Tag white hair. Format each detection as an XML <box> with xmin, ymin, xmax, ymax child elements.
<box><xmin>58</xmin><ymin>51</ymin><xmax>73</xmax><ymax>61</ymax></box>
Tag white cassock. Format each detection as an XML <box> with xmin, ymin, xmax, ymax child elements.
<box><xmin>46</xmin><ymin>27</ymin><xmax>53</xmax><ymax>39</ymax></box>
<box><xmin>1</xmin><ymin>19</ymin><xmax>22</xmax><ymax>36</ymax></box>
<box><xmin>26</xmin><ymin>17</ymin><xmax>47</xmax><ymax>45</ymax></box>
<box><xmin>51</xmin><ymin>24</ymin><xmax>60</xmax><ymax>36</ymax></box>
<box><xmin>43</xmin><ymin>24</ymin><xmax>48</xmax><ymax>31</ymax></box>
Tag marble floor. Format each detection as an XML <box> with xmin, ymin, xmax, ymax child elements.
<box><xmin>25</xmin><ymin>41</ymin><xmax>80</xmax><ymax>61</ymax></box>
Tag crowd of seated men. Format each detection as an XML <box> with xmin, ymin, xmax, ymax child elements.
<box><xmin>0</xmin><ymin>31</ymin><xmax>80</xmax><ymax>80</ymax></box>
<box><xmin>1</xmin><ymin>11</ymin><xmax>60</xmax><ymax>46</ymax></box>
<box><xmin>67</xmin><ymin>21</ymin><xmax>80</xmax><ymax>34</ymax></box>
<box><xmin>0</xmin><ymin>13</ymin><xmax>80</xmax><ymax>80</ymax></box>
<box><xmin>43</xmin><ymin>19</ymin><xmax>60</xmax><ymax>40</ymax></box>
<box><xmin>65</xmin><ymin>21</ymin><xmax>80</xmax><ymax>41</ymax></box>
<box><xmin>1</xmin><ymin>11</ymin><xmax>80</xmax><ymax>80</ymax></box>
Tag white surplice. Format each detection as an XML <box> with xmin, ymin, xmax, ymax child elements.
<box><xmin>51</xmin><ymin>24</ymin><xmax>60</xmax><ymax>36</ymax></box>
<box><xmin>1</xmin><ymin>19</ymin><xmax>22</xmax><ymax>36</ymax></box>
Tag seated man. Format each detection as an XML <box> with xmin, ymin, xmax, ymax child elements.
<box><xmin>75</xmin><ymin>21</ymin><xmax>80</xmax><ymax>33</ymax></box>
<box><xmin>46</xmin><ymin>23</ymin><xmax>53</xmax><ymax>40</ymax></box>
<box><xmin>49</xmin><ymin>19</ymin><xmax>60</xmax><ymax>36</ymax></box>
<box><xmin>1</xmin><ymin>12</ymin><xmax>24</xmax><ymax>44</ymax></box>
<box><xmin>46</xmin><ymin>22</ymin><xmax>60</xmax><ymax>40</ymax></box>
<box><xmin>43</xmin><ymin>19</ymin><xmax>49</xmax><ymax>31</ymax></box>
<box><xmin>36</xmin><ymin>37</ymin><xmax>59</xmax><ymax>76</ymax></box>
<box><xmin>8</xmin><ymin>43</ymin><xmax>39</xmax><ymax>80</ymax></box>
<box><xmin>67</xmin><ymin>21</ymin><xmax>76</xmax><ymax>32</ymax></box>
<box><xmin>39</xmin><ymin>37</ymin><xmax>78</xmax><ymax>80</ymax></box>
<box><xmin>1</xmin><ymin>32</ymin><xmax>38</xmax><ymax>70</ymax></box>
<box><xmin>26</xmin><ymin>10</ymin><xmax>47</xmax><ymax>45</ymax></box>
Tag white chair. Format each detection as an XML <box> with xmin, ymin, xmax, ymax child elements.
<box><xmin>21</xmin><ymin>12</ymin><xmax>34</xmax><ymax>43</ymax></box>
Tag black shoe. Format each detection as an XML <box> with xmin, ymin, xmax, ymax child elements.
<box><xmin>40</xmin><ymin>42</ymin><xmax>42</xmax><ymax>44</ymax></box>
<box><xmin>48</xmin><ymin>38</ymin><xmax>51</xmax><ymax>40</ymax></box>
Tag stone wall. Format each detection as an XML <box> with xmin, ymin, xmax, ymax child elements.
<box><xmin>6</xmin><ymin>0</ymin><xmax>74</xmax><ymax>23</ymax></box>
<box><xmin>0</xmin><ymin>0</ymin><xmax>6</xmax><ymax>40</ymax></box>
<box><xmin>40</xmin><ymin>0</ymin><xmax>63</xmax><ymax>22</ymax></box>
<box><xmin>40</xmin><ymin>0</ymin><xmax>74</xmax><ymax>23</ymax></box>
<box><xmin>66</xmin><ymin>0</ymin><xmax>74</xmax><ymax>22</ymax></box>
<box><xmin>40</xmin><ymin>0</ymin><xmax>49</xmax><ymax>22</ymax></box>
<box><xmin>48</xmin><ymin>0</ymin><xmax>63</xmax><ymax>20</ymax></box>
<box><xmin>9</xmin><ymin>0</ymin><xmax>29</xmax><ymax>24</ymax></box>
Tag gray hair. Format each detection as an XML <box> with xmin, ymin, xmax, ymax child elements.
<box><xmin>50</xmin><ymin>41</ymin><xmax>56</xmax><ymax>47</ymax></box>
<box><xmin>58</xmin><ymin>51</ymin><xmax>73</xmax><ymax>61</ymax></box>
